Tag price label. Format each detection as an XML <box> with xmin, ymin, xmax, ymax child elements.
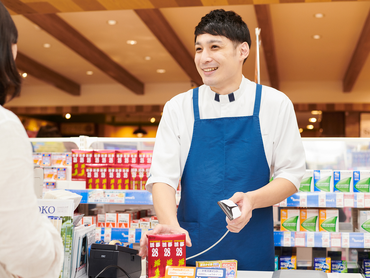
<box><xmin>95</xmin><ymin>227</ymin><xmax>102</xmax><ymax>242</ymax></box>
<box><xmin>319</xmin><ymin>193</ymin><xmax>326</xmax><ymax>207</ymax></box>
<box><xmin>295</xmin><ymin>232</ymin><xmax>305</xmax><ymax>247</ymax></box>
<box><xmin>129</xmin><ymin>228</ymin><xmax>136</xmax><ymax>243</ymax></box>
<box><xmin>283</xmin><ymin>232</ymin><xmax>292</xmax><ymax>247</ymax></box>
<box><xmin>280</xmin><ymin>199</ymin><xmax>287</xmax><ymax>207</ymax></box>
<box><xmin>336</xmin><ymin>193</ymin><xmax>344</xmax><ymax>207</ymax></box>
<box><xmin>344</xmin><ymin>193</ymin><xmax>354</xmax><ymax>207</ymax></box>
<box><xmin>306</xmin><ymin>232</ymin><xmax>315</xmax><ymax>247</ymax></box>
<box><xmin>322</xmin><ymin>232</ymin><xmax>330</xmax><ymax>247</ymax></box>
<box><xmin>104</xmin><ymin>228</ymin><xmax>112</xmax><ymax>243</ymax></box>
<box><xmin>300</xmin><ymin>193</ymin><xmax>307</xmax><ymax>207</ymax></box>
<box><xmin>364</xmin><ymin>234</ymin><xmax>370</xmax><ymax>248</ymax></box>
<box><xmin>331</xmin><ymin>233</ymin><xmax>341</xmax><ymax>248</ymax></box>
<box><xmin>357</xmin><ymin>193</ymin><xmax>365</xmax><ymax>208</ymax></box>
<box><xmin>365</xmin><ymin>194</ymin><xmax>370</xmax><ymax>208</ymax></box>
<box><xmin>342</xmin><ymin>233</ymin><xmax>350</xmax><ymax>248</ymax></box>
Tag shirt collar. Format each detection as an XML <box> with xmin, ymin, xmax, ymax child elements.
<box><xmin>210</xmin><ymin>76</ymin><xmax>247</xmax><ymax>103</ymax></box>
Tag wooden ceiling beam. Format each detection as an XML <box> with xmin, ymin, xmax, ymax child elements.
<box><xmin>16</xmin><ymin>52</ymin><xmax>80</xmax><ymax>96</ymax></box>
<box><xmin>24</xmin><ymin>13</ymin><xmax>144</xmax><ymax>95</ymax></box>
<box><xmin>343</xmin><ymin>10</ymin><xmax>370</xmax><ymax>93</ymax></box>
<box><xmin>254</xmin><ymin>5</ymin><xmax>279</xmax><ymax>90</ymax></box>
<box><xmin>135</xmin><ymin>9</ymin><xmax>202</xmax><ymax>86</ymax></box>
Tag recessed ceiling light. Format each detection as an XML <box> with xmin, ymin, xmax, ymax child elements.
<box><xmin>307</xmin><ymin>125</ymin><xmax>314</xmax><ymax>130</ymax></box>
<box><xmin>107</xmin><ymin>20</ymin><xmax>117</xmax><ymax>25</ymax></box>
<box><xmin>157</xmin><ymin>69</ymin><xmax>166</xmax><ymax>73</ymax></box>
<box><xmin>150</xmin><ymin>117</ymin><xmax>156</xmax><ymax>123</ymax></box>
<box><xmin>43</xmin><ymin>43</ymin><xmax>51</xmax><ymax>48</ymax></box>
<box><xmin>145</xmin><ymin>56</ymin><xmax>151</xmax><ymax>61</ymax></box>
<box><xmin>314</xmin><ymin>13</ymin><xmax>324</xmax><ymax>18</ymax></box>
<box><xmin>313</xmin><ymin>35</ymin><xmax>321</xmax><ymax>40</ymax></box>
<box><xmin>299</xmin><ymin>128</ymin><xmax>303</xmax><ymax>133</ymax></box>
<box><xmin>311</xmin><ymin>110</ymin><xmax>322</xmax><ymax>115</ymax></box>
<box><xmin>65</xmin><ymin>113</ymin><xmax>71</xmax><ymax>119</ymax></box>
<box><xmin>126</xmin><ymin>40</ymin><xmax>137</xmax><ymax>45</ymax></box>
<box><xmin>22</xmin><ymin>72</ymin><xmax>27</xmax><ymax>78</ymax></box>
<box><xmin>309</xmin><ymin>117</ymin><xmax>317</xmax><ymax>123</ymax></box>
<box><xmin>86</xmin><ymin>71</ymin><xmax>94</xmax><ymax>75</ymax></box>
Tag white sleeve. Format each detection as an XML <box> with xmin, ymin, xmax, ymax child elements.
<box><xmin>0</xmin><ymin>118</ymin><xmax>64</xmax><ymax>278</ymax></box>
<box><xmin>146</xmin><ymin>101</ymin><xmax>181</xmax><ymax>193</ymax></box>
<box><xmin>271</xmin><ymin>98</ymin><xmax>306</xmax><ymax>190</ymax></box>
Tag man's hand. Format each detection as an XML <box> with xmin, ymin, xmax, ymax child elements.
<box><xmin>226</xmin><ymin>192</ymin><xmax>254</xmax><ymax>233</ymax></box>
<box><xmin>138</xmin><ymin>224</ymin><xmax>192</xmax><ymax>258</ymax></box>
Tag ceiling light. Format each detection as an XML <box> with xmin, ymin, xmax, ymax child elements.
<box><xmin>307</xmin><ymin>125</ymin><xmax>314</xmax><ymax>130</ymax></box>
<box><xmin>157</xmin><ymin>69</ymin><xmax>166</xmax><ymax>74</ymax></box>
<box><xmin>107</xmin><ymin>20</ymin><xmax>117</xmax><ymax>25</ymax></box>
<box><xmin>133</xmin><ymin>126</ymin><xmax>147</xmax><ymax>138</ymax></box>
<box><xmin>22</xmin><ymin>72</ymin><xmax>27</xmax><ymax>78</ymax></box>
<box><xmin>313</xmin><ymin>35</ymin><xmax>321</xmax><ymax>40</ymax></box>
<box><xmin>145</xmin><ymin>56</ymin><xmax>151</xmax><ymax>61</ymax></box>
<box><xmin>314</xmin><ymin>13</ymin><xmax>324</xmax><ymax>18</ymax></box>
<box><xmin>126</xmin><ymin>40</ymin><xmax>137</xmax><ymax>45</ymax></box>
<box><xmin>150</xmin><ymin>117</ymin><xmax>156</xmax><ymax>123</ymax></box>
<box><xmin>299</xmin><ymin>128</ymin><xmax>303</xmax><ymax>133</ymax></box>
<box><xmin>311</xmin><ymin>110</ymin><xmax>322</xmax><ymax>115</ymax></box>
<box><xmin>309</xmin><ymin>118</ymin><xmax>317</xmax><ymax>123</ymax></box>
<box><xmin>86</xmin><ymin>71</ymin><xmax>94</xmax><ymax>75</ymax></box>
<box><xmin>65</xmin><ymin>113</ymin><xmax>71</xmax><ymax>120</ymax></box>
<box><xmin>43</xmin><ymin>43</ymin><xmax>51</xmax><ymax>48</ymax></box>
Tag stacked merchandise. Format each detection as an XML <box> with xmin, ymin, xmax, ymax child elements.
<box><xmin>71</xmin><ymin>149</ymin><xmax>152</xmax><ymax>190</ymax></box>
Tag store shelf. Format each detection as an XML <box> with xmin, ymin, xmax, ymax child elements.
<box><xmin>277</xmin><ymin>192</ymin><xmax>370</xmax><ymax>208</ymax></box>
<box><xmin>96</xmin><ymin>227</ymin><xmax>151</xmax><ymax>243</ymax></box>
<box><xmin>66</xmin><ymin>189</ymin><xmax>153</xmax><ymax>205</ymax></box>
<box><xmin>274</xmin><ymin>231</ymin><xmax>370</xmax><ymax>248</ymax></box>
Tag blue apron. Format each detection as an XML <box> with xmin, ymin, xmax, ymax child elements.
<box><xmin>177</xmin><ymin>84</ymin><xmax>274</xmax><ymax>271</ymax></box>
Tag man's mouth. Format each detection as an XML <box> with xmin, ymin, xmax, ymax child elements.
<box><xmin>203</xmin><ymin>67</ymin><xmax>218</xmax><ymax>72</ymax></box>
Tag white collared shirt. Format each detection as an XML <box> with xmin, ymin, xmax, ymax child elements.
<box><xmin>146</xmin><ymin>76</ymin><xmax>306</xmax><ymax>192</ymax></box>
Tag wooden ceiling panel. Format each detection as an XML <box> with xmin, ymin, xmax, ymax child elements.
<box><xmin>73</xmin><ymin>0</ymin><xmax>107</xmax><ymax>11</ymax></box>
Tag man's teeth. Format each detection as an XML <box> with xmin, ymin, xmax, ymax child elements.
<box><xmin>203</xmin><ymin>67</ymin><xmax>218</xmax><ymax>72</ymax></box>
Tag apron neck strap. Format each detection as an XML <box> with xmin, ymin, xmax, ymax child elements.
<box><xmin>253</xmin><ymin>84</ymin><xmax>262</xmax><ymax>117</ymax></box>
<box><xmin>192</xmin><ymin>87</ymin><xmax>200</xmax><ymax>121</ymax></box>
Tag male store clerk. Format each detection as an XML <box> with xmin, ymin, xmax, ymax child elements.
<box><xmin>139</xmin><ymin>9</ymin><xmax>305</xmax><ymax>271</ymax></box>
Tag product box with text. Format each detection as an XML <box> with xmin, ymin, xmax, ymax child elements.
<box><xmin>72</xmin><ymin>150</ymin><xmax>93</xmax><ymax>181</ymax></box>
<box><xmin>196</xmin><ymin>260</ymin><xmax>237</xmax><ymax>278</ymax></box>
<box><xmin>314</xmin><ymin>257</ymin><xmax>331</xmax><ymax>273</ymax></box>
<box><xmin>333</xmin><ymin>170</ymin><xmax>353</xmax><ymax>192</ymax></box>
<box><xmin>138</xmin><ymin>150</ymin><xmax>153</xmax><ymax>164</ymax></box>
<box><xmin>114</xmin><ymin>165</ymin><xmax>131</xmax><ymax>190</ymax></box>
<box><xmin>279</xmin><ymin>256</ymin><xmax>296</xmax><ymax>270</ymax></box>
<box><xmin>147</xmin><ymin>234</ymin><xmax>186</xmax><ymax>278</ymax></box>
<box><xmin>300</xmin><ymin>209</ymin><xmax>319</xmax><ymax>232</ymax></box>
<box><xmin>299</xmin><ymin>170</ymin><xmax>314</xmax><ymax>192</ymax></box>
<box><xmin>85</xmin><ymin>164</ymin><xmax>107</xmax><ymax>189</ymax></box>
<box><xmin>116</xmin><ymin>150</ymin><xmax>138</xmax><ymax>165</ymax></box>
<box><xmin>117</xmin><ymin>213</ymin><xmax>131</xmax><ymax>228</ymax></box>
<box><xmin>319</xmin><ymin>209</ymin><xmax>339</xmax><ymax>232</ymax></box>
<box><xmin>358</xmin><ymin>210</ymin><xmax>370</xmax><ymax>233</ymax></box>
<box><xmin>281</xmin><ymin>209</ymin><xmax>300</xmax><ymax>232</ymax></box>
<box><xmin>97</xmin><ymin>214</ymin><xmax>105</xmax><ymax>228</ymax></box>
<box><xmin>353</xmin><ymin>170</ymin><xmax>370</xmax><ymax>193</ymax></box>
<box><xmin>105</xmin><ymin>213</ymin><xmax>118</xmax><ymax>228</ymax></box>
<box><xmin>131</xmin><ymin>164</ymin><xmax>151</xmax><ymax>190</ymax></box>
<box><xmin>331</xmin><ymin>260</ymin><xmax>347</xmax><ymax>273</ymax></box>
<box><xmin>314</xmin><ymin>170</ymin><xmax>333</xmax><ymax>192</ymax></box>
<box><xmin>93</xmin><ymin>150</ymin><xmax>116</xmax><ymax>164</ymax></box>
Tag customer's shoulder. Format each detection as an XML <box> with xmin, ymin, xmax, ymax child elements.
<box><xmin>0</xmin><ymin>106</ymin><xmax>21</xmax><ymax>123</ymax></box>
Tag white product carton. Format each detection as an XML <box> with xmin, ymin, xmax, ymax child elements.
<box><xmin>314</xmin><ymin>170</ymin><xmax>333</xmax><ymax>192</ymax></box>
<box><xmin>281</xmin><ymin>209</ymin><xmax>300</xmax><ymax>232</ymax></box>
<box><xmin>319</xmin><ymin>209</ymin><xmax>339</xmax><ymax>232</ymax></box>
<box><xmin>353</xmin><ymin>170</ymin><xmax>370</xmax><ymax>193</ymax></box>
<box><xmin>299</xmin><ymin>170</ymin><xmax>314</xmax><ymax>192</ymax></box>
<box><xmin>358</xmin><ymin>210</ymin><xmax>370</xmax><ymax>233</ymax></box>
<box><xmin>333</xmin><ymin>170</ymin><xmax>353</xmax><ymax>192</ymax></box>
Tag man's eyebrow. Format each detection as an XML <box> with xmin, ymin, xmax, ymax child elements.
<box><xmin>195</xmin><ymin>39</ymin><xmax>223</xmax><ymax>45</ymax></box>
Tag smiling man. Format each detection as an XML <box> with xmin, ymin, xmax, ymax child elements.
<box><xmin>139</xmin><ymin>9</ymin><xmax>305</xmax><ymax>271</ymax></box>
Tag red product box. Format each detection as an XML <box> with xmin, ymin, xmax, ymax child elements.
<box><xmin>131</xmin><ymin>164</ymin><xmax>151</xmax><ymax>190</ymax></box>
<box><xmin>105</xmin><ymin>213</ymin><xmax>118</xmax><ymax>228</ymax></box>
<box><xmin>138</xmin><ymin>150</ymin><xmax>153</xmax><ymax>164</ymax></box>
<box><xmin>107</xmin><ymin>165</ymin><xmax>116</xmax><ymax>190</ymax></box>
<box><xmin>100</xmin><ymin>166</ymin><xmax>108</xmax><ymax>190</ymax></box>
<box><xmin>108</xmin><ymin>165</ymin><xmax>131</xmax><ymax>190</ymax></box>
<box><xmin>116</xmin><ymin>150</ymin><xmax>138</xmax><ymax>165</ymax></box>
<box><xmin>86</xmin><ymin>164</ymin><xmax>100</xmax><ymax>189</ymax></box>
<box><xmin>147</xmin><ymin>234</ymin><xmax>186</xmax><ymax>278</ymax></box>
<box><xmin>72</xmin><ymin>149</ymin><xmax>94</xmax><ymax>181</ymax></box>
<box><xmin>94</xmin><ymin>150</ymin><xmax>116</xmax><ymax>164</ymax></box>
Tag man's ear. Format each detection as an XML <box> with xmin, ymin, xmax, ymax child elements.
<box><xmin>240</xmin><ymin>42</ymin><xmax>249</xmax><ymax>61</ymax></box>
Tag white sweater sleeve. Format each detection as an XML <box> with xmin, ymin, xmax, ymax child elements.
<box><xmin>0</xmin><ymin>115</ymin><xmax>64</xmax><ymax>278</ymax></box>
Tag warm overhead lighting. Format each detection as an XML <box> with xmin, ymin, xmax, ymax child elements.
<box><xmin>133</xmin><ymin>126</ymin><xmax>147</xmax><ymax>138</ymax></box>
<box><xmin>311</xmin><ymin>110</ymin><xmax>322</xmax><ymax>115</ymax></box>
<box><xmin>309</xmin><ymin>118</ymin><xmax>317</xmax><ymax>123</ymax></box>
<box><xmin>307</xmin><ymin>125</ymin><xmax>314</xmax><ymax>130</ymax></box>
<box><xmin>107</xmin><ymin>20</ymin><xmax>117</xmax><ymax>25</ymax></box>
<box><xmin>299</xmin><ymin>128</ymin><xmax>303</xmax><ymax>133</ymax></box>
<box><xmin>43</xmin><ymin>43</ymin><xmax>51</xmax><ymax>48</ymax></box>
<box><xmin>313</xmin><ymin>35</ymin><xmax>321</xmax><ymax>40</ymax></box>
<box><xmin>126</xmin><ymin>40</ymin><xmax>137</xmax><ymax>45</ymax></box>
<box><xmin>86</xmin><ymin>71</ymin><xmax>94</xmax><ymax>75</ymax></box>
<box><xmin>22</xmin><ymin>72</ymin><xmax>28</xmax><ymax>78</ymax></box>
<box><xmin>314</xmin><ymin>13</ymin><xmax>324</xmax><ymax>18</ymax></box>
<box><xmin>157</xmin><ymin>69</ymin><xmax>166</xmax><ymax>74</ymax></box>
<box><xmin>150</xmin><ymin>117</ymin><xmax>156</xmax><ymax>123</ymax></box>
<box><xmin>65</xmin><ymin>113</ymin><xmax>71</xmax><ymax>120</ymax></box>
<box><xmin>145</xmin><ymin>56</ymin><xmax>151</xmax><ymax>61</ymax></box>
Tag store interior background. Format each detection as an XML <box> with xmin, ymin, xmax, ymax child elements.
<box><xmin>4</xmin><ymin>0</ymin><xmax>370</xmax><ymax>139</ymax></box>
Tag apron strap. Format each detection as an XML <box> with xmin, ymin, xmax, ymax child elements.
<box><xmin>253</xmin><ymin>84</ymin><xmax>262</xmax><ymax>117</ymax></box>
<box><xmin>192</xmin><ymin>87</ymin><xmax>200</xmax><ymax>121</ymax></box>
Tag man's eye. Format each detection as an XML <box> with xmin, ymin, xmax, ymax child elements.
<box><xmin>211</xmin><ymin>45</ymin><xmax>219</xmax><ymax>49</ymax></box>
<box><xmin>195</xmin><ymin>47</ymin><xmax>202</xmax><ymax>52</ymax></box>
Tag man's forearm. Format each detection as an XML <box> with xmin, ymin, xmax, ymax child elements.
<box><xmin>247</xmin><ymin>178</ymin><xmax>297</xmax><ymax>210</ymax></box>
<box><xmin>152</xmin><ymin>182</ymin><xmax>180</xmax><ymax>227</ymax></box>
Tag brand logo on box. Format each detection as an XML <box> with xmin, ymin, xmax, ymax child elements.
<box><xmin>38</xmin><ymin>206</ymin><xmax>56</xmax><ymax>214</ymax></box>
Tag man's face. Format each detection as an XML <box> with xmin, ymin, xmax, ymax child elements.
<box><xmin>194</xmin><ymin>34</ymin><xmax>249</xmax><ymax>95</ymax></box>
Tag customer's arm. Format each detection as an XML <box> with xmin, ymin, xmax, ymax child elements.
<box><xmin>0</xmin><ymin>117</ymin><xmax>64</xmax><ymax>278</ymax></box>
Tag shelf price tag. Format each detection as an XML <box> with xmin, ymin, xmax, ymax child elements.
<box><xmin>365</xmin><ymin>194</ymin><xmax>370</xmax><ymax>208</ymax></box>
<box><xmin>322</xmin><ymin>232</ymin><xmax>330</xmax><ymax>247</ymax></box>
<box><xmin>344</xmin><ymin>193</ymin><xmax>354</xmax><ymax>207</ymax></box>
<box><xmin>280</xmin><ymin>199</ymin><xmax>287</xmax><ymax>207</ymax></box>
<box><xmin>364</xmin><ymin>234</ymin><xmax>370</xmax><ymax>248</ymax></box>
<box><xmin>95</xmin><ymin>227</ymin><xmax>102</xmax><ymax>242</ymax></box>
<box><xmin>128</xmin><ymin>228</ymin><xmax>136</xmax><ymax>243</ymax></box>
<box><xmin>336</xmin><ymin>193</ymin><xmax>344</xmax><ymax>208</ymax></box>
<box><xmin>299</xmin><ymin>193</ymin><xmax>307</xmax><ymax>207</ymax></box>
<box><xmin>331</xmin><ymin>233</ymin><xmax>341</xmax><ymax>248</ymax></box>
<box><xmin>319</xmin><ymin>193</ymin><xmax>326</xmax><ymax>207</ymax></box>
<box><xmin>295</xmin><ymin>232</ymin><xmax>305</xmax><ymax>247</ymax></box>
<box><xmin>306</xmin><ymin>232</ymin><xmax>315</xmax><ymax>247</ymax></box>
<box><xmin>283</xmin><ymin>232</ymin><xmax>292</xmax><ymax>247</ymax></box>
<box><xmin>357</xmin><ymin>193</ymin><xmax>365</xmax><ymax>208</ymax></box>
<box><xmin>104</xmin><ymin>228</ymin><xmax>112</xmax><ymax>243</ymax></box>
<box><xmin>342</xmin><ymin>233</ymin><xmax>350</xmax><ymax>248</ymax></box>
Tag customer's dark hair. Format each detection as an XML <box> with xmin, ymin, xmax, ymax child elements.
<box><xmin>0</xmin><ymin>1</ymin><xmax>21</xmax><ymax>106</ymax></box>
<box><xmin>194</xmin><ymin>9</ymin><xmax>251</xmax><ymax>49</ymax></box>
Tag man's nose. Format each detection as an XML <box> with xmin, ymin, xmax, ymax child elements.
<box><xmin>199</xmin><ymin>48</ymin><xmax>212</xmax><ymax>63</ymax></box>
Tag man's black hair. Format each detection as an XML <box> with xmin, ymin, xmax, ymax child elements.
<box><xmin>194</xmin><ymin>9</ymin><xmax>251</xmax><ymax>49</ymax></box>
